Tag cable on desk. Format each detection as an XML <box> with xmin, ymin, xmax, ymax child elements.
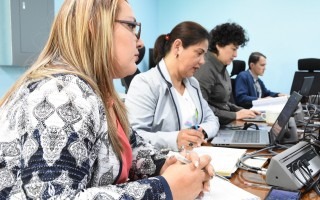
<box><xmin>237</xmin><ymin>142</ymin><xmax>295</xmax><ymax>176</ymax></box>
<box><xmin>237</xmin><ymin>170</ymin><xmax>271</xmax><ymax>190</ymax></box>
<box><xmin>267</xmin><ymin>143</ymin><xmax>290</xmax><ymax>155</ymax></box>
<box><xmin>291</xmin><ymin>159</ymin><xmax>320</xmax><ymax>196</ymax></box>
<box><xmin>288</xmin><ymin>129</ymin><xmax>320</xmax><ymax>196</ymax></box>
<box><xmin>237</xmin><ymin>145</ymin><xmax>276</xmax><ymax>175</ymax></box>
<box><xmin>308</xmin><ymin>93</ymin><xmax>319</xmax><ymax>105</ymax></box>
<box><xmin>302</xmin><ymin>104</ymin><xmax>320</xmax><ymax>140</ymax></box>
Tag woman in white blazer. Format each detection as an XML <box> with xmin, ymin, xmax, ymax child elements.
<box><xmin>126</xmin><ymin>21</ymin><xmax>220</xmax><ymax>151</ymax></box>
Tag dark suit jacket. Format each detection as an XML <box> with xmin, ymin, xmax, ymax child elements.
<box><xmin>235</xmin><ymin>70</ymin><xmax>279</xmax><ymax>108</ymax></box>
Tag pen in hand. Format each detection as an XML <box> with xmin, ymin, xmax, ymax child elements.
<box><xmin>194</xmin><ymin>109</ymin><xmax>208</xmax><ymax>144</ymax></box>
<box><xmin>167</xmin><ymin>151</ymin><xmax>230</xmax><ymax>182</ymax></box>
<box><xmin>168</xmin><ymin>151</ymin><xmax>192</xmax><ymax>164</ymax></box>
<box><xmin>191</xmin><ymin>124</ymin><xmax>208</xmax><ymax>145</ymax></box>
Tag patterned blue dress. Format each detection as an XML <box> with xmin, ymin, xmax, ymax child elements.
<box><xmin>0</xmin><ymin>74</ymin><xmax>171</xmax><ymax>199</ymax></box>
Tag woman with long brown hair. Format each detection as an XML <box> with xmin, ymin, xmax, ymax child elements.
<box><xmin>0</xmin><ymin>0</ymin><xmax>213</xmax><ymax>199</ymax></box>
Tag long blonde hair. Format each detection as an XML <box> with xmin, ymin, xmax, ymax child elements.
<box><xmin>0</xmin><ymin>0</ymin><xmax>129</xmax><ymax>157</ymax></box>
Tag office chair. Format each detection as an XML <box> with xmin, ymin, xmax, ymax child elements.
<box><xmin>230</xmin><ymin>60</ymin><xmax>246</xmax><ymax>103</ymax></box>
<box><xmin>121</xmin><ymin>46</ymin><xmax>145</xmax><ymax>93</ymax></box>
<box><xmin>290</xmin><ymin>58</ymin><xmax>320</xmax><ymax>103</ymax></box>
<box><xmin>149</xmin><ymin>48</ymin><xmax>156</xmax><ymax>69</ymax></box>
<box><xmin>230</xmin><ymin>60</ymin><xmax>246</xmax><ymax>77</ymax></box>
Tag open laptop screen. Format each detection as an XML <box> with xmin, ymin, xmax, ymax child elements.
<box><xmin>269</xmin><ymin>92</ymin><xmax>302</xmax><ymax>144</ymax></box>
<box><xmin>299</xmin><ymin>76</ymin><xmax>314</xmax><ymax>96</ymax></box>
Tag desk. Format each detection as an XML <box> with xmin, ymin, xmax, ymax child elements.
<box><xmin>212</xmin><ymin>120</ymin><xmax>320</xmax><ymax>199</ymax></box>
<box><xmin>229</xmin><ymin>153</ymin><xmax>320</xmax><ymax>199</ymax></box>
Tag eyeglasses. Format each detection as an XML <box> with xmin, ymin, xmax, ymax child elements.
<box><xmin>115</xmin><ymin>19</ymin><xmax>141</xmax><ymax>39</ymax></box>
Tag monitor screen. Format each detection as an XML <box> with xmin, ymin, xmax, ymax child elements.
<box><xmin>270</xmin><ymin>92</ymin><xmax>302</xmax><ymax>143</ymax></box>
<box><xmin>299</xmin><ymin>76</ymin><xmax>314</xmax><ymax>96</ymax></box>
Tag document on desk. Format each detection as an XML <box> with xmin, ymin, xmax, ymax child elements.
<box><xmin>199</xmin><ymin>176</ymin><xmax>260</xmax><ymax>200</ymax></box>
<box><xmin>251</xmin><ymin>95</ymin><xmax>288</xmax><ymax>112</ymax></box>
<box><xmin>193</xmin><ymin>146</ymin><xmax>246</xmax><ymax>177</ymax></box>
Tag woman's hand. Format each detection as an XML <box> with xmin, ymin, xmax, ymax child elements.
<box><xmin>161</xmin><ymin>151</ymin><xmax>214</xmax><ymax>200</ymax></box>
<box><xmin>236</xmin><ymin>109</ymin><xmax>260</xmax><ymax>119</ymax></box>
<box><xmin>159</xmin><ymin>154</ymin><xmax>178</xmax><ymax>175</ymax></box>
<box><xmin>177</xmin><ymin>128</ymin><xmax>204</xmax><ymax>150</ymax></box>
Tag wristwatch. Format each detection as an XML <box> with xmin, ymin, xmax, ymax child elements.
<box><xmin>202</xmin><ymin>129</ymin><xmax>208</xmax><ymax>139</ymax></box>
<box><xmin>191</xmin><ymin>125</ymin><xmax>208</xmax><ymax>139</ymax></box>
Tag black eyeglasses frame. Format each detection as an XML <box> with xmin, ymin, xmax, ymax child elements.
<box><xmin>115</xmin><ymin>19</ymin><xmax>141</xmax><ymax>39</ymax></box>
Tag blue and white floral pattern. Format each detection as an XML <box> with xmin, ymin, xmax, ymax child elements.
<box><xmin>0</xmin><ymin>74</ymin><xmax>171</xmax><ymax>199</ymax></box>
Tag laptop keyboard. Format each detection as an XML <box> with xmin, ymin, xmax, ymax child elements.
<box><xmin>232</xmin><ymin>130</ymin><xmax>260</xmax><ymax>143</ymax></box>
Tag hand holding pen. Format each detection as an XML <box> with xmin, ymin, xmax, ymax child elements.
<box><xmin>177</xmin><ymin>128</ymin><xmax>204</xmax><ymax>151</ymax></box>
<box><xmin>176</xmin><ymin>109</ymin><xmax>208</xmax><ymax>150</ymax></box>
<box><xmin>163</xmin><ymin>150</ymin><xmax>215</xmax><ymax>196</ymax></box>
<box><xmin>167</xmin><ymin>151</ymin><xmax>230</xmax><ymax>182</ymax></box>
<box><xmin>192</xmin><ymin>108</ymin><xmax>208</xmax><ymax>145</ymax></box>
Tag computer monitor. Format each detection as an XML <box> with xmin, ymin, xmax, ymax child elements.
<box><xmin>270</xmin><ymin>92</ymin><xmax>302</xmax><ymax>144</ymax></box>
<box><xmin>299</xmin><ymin>76</ymin><xmax>314</xmax><ymax>97</ymax></box>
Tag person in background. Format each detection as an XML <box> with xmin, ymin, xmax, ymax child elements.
<box><xmin>125</xmin><ymin>21</ymin><xmax>219</xmax><ymax>152</ymax></box>
<box><xmin>194</xmin><ymin>22</ymin><xmax>260</xmax><ymax>125</ymax></box>
<box><xmin>234</xmin><ymin>52</ymin><xmax>286</xmax><ymax>109</ymax></box>
<box><xmin>0</xmin><ymin>0</ymin><xmax>213</xmax><ymax>199</ymax></box>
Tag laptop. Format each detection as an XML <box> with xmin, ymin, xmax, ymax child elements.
<box><xmin>299</xmin><ymin>76</ymin><xmax>314</xmax><ymax>96</ymax></box>
<box><xmin>295</xmin><ymin>76</ymin><xmax>314</xmax><ymax>125</ymax></box>
<box><xmin>211</xmin><ymin>91</ymin><xmax>302</xmax><ymax>148</ymax></box>
<box><xmin>242</xmin><ymin>77</ymin><xmax>313</xmax><ymax>122</ymax></box>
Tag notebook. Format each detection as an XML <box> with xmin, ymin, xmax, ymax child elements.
<box><xmin>193</xmin><ymin>146</ymin><xmax>247</xmax><ymax>177</ymax></box>
<box><xmin>211</xmin><ymin>91</ymin><xmax>302</xmax><ymax>148</ymax></box>
<box><xmin>199</xmin><ymin>176</ymin><xmax>260</xmax><ymax>200</ymax></box>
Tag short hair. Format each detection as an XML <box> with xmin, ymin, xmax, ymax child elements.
<box><xmin>153</xmin><ymin>21</ymin><xmax>210</xmax><ymax>64</ymax></box>
<box><xmin>208</xmin><ymin>22</ymin><xmax>249</xmax><ymax>54</ymax></box>
<box><xmin>248</xmin><ymin>52</ymin><xmax>266</xmax><ymax>69</ymax></box>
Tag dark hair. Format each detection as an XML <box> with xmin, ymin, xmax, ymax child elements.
<box><xmin>153</xmin><ymin>21</ymin><xmax>209</xmax><ymax>64</ymax></box>
<box><xmin>208</xmin><ymin>22</ymin><xmax>249</xmax><ymax>54</ymax></box>
<box><xmin>248</xmin><ymin>52</ymin><xmax>266</xmax><ymax>69</ymax></box>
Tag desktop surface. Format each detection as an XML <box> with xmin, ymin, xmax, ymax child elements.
<box><xmin>208</xmin><ymin>120</ymin><xmax>319</xmax><ymax>199</ymax></box>
<box><xmin>229</xmin><ymin>149</ymin><xmax>319</xmax><ymax>200</ymax></box>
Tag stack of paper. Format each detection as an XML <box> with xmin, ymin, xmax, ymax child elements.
<box><xmin>193</xmin><ymin>146</ymin><xmax>247</xmax><ymax>177</ymax></box>
<box><xmin>199</xmin><ymin>176</ymin><xmax>260</xmax><ymax>200</ymax></box>
<box><xmin>251</xmin><ymin>96</ymin><xmax>288</xmax><ymax>112</ymax></box>
<box><xmin>244</xmin><ymin>157</ymin><xmax>269</xmax><ymax>168</ymax></box>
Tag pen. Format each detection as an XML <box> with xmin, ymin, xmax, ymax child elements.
<box><xmin>193</xmin><ymin>109</ymin><xmax>209</xmax><ymax>144</ymax></box>
<box><xmin>194</xmin><ymin>124</ymin><xmax>199</xmax><ymax>130</ymax></box>
<box><xmin>194</xmin><ymin>108</ymin><xmax>199</xmax><ymax>130</ymax></box>
<box><xmin>215</xmin><ymin>174</ymin><xmax>231</xmax><ymax>182</ymax></box>
<box><xmin>242</xmin><ymin>181</ymin><xmax>271</xmax><ymax>189</ymax></box>
<box><xmin>167</xmin><ymin>151</ymin><xmax>192</xmax><ymax>165</ymax></box>
<box><xmin>167</xmin><ymin>151</ymin><xmax>230</xmax><ymax>182</ymax></box>
<box><xmin>189</xmin><ymin>124</ymin><xmax>198</xmax><ymax>147</ymax></box>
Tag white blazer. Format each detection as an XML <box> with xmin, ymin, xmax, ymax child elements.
<box><xmin>126</xmin><ymin>59</ymin><xmax>220</xmax><ymax>151</ymax></box>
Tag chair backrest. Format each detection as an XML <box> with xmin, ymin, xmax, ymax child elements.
<box><xmin>149</xmin><ymin>48</ymin><xmax>156</xmax><ymax>69</ymax></box>
<box><xmin>230</xmin><ymin>60</ymin><xmax>246</xmax><ymax>77</ymax></box>
<box><xmin>230</xmin><ymin>60</ymin><xmax>246</xmax><ymax>103</ymax></box>
<box><xmin>121</xmin><ymin>46</ymin><xmax>145</xmax><ymax>93</ymax></box>
<box><xmin>298</xmin><ymin>58</ymin><xmax>320</xmax><ymax>72</ymax></box>
<box><xmin>290</xmin><ymin>58</ymin><xmax>320</xmax><ymax>103</ymax></box>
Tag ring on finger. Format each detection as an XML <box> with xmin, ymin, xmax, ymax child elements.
<box><xmin>179</xmin><ymin>145</ymin><xmax>185</xmax><ymax>152</ymax></box>
<box><xmin>188</xmin><ymin>142</ymin><xmax>194</xmax><ymax>147</ymax></box>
